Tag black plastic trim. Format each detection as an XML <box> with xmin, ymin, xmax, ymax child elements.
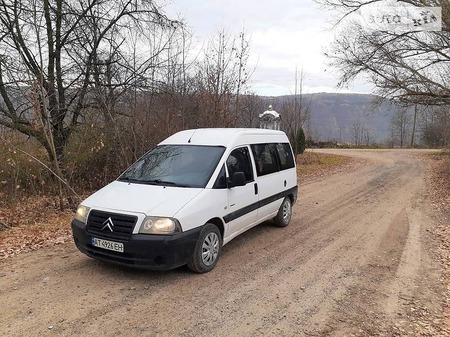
<box><xmin>223</xmin><ymin>185</ymin><xmax>298</xmax><ymax>223</ymax></box>
<box><xmin>71</xmin><ymin>218</ymin><xmax>202</xmax><ymax>270</ymax></box>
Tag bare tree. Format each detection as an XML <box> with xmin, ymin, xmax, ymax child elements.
<box><xmin>390</xmin><ymin>106</ymin><xmax>411</xmax><ymax>148</ymax></box>
<box><xmin>234</xmin><ymin>30</ymin><xmax>252</xmax><ymax>115</ymax></box>
<box><xmin>195</xmin><ymin>28</ymin><xmax>252</xmax><ymax>127</ymax></box>
<box><xmin>410</xmin><ymin>103</ymin><xmax>418</xmax><ymax>147</ymax></box>
<box><xmin>0</xmin><ymin>0</ymin><xmax>179</xmax><ymax>165</ymax></box>
<box><xmin>238</xmin><ymin>93</ymin><xmax>265</xmax><ymax>128</ymax></box>
<box><xmin>318</xmin><ymin>0</ymin><xmax>450</xmax><ymax>106</ymax></box>
<box><xmin>351</xmin><ymin>119</ymin><xmax>374</xmax><ymax>146</ymax></box>
<box><xmin>352</xmin><ymin>120</ymin><xmax>365</xmax><ymax>146</ymax></box>
<box><xmin>420</xmin><ymin>106</ymin><xmax>450</xmax><ymax>147</ymax></box>
<box><xmin>282</xmin><ymin>68</ymin><xmax>311</xmax><ymax>155</ymax></box>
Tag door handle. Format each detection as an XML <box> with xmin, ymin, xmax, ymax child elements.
<box><xmin>254</xmin><ymin>183</ymin><xmax>258</xmax><ymax>195</ymax></box>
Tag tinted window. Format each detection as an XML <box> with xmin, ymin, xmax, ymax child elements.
<box><xmin>213</xmin><ymin>164</ymin><xmax>227</xmax><ymax>189</ymax></box>
<box><xmin>251</xmin><ymin>143</ymin><xmax>279</xmax><ymax>176</ymax></box>
<box><xmin>226</xmin><ymin>147</ymin><xmax>253</xmax><ymax>182</ymax></box>
<box><xmin>276</xmin><ymin>143</ymin><xmax>295</xmax><ymax>170</ymax></box>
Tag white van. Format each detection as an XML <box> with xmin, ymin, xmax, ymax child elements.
<box><xmin>71</xmin><ymin>128</ymin><xmax>298</xmax><ymax>273</ymax></box>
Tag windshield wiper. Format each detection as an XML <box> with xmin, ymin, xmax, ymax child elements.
<box><xmin>141</xmin><ymin>179</ymin><xmax>177</xmax><ymax>186</ymax></box>
<box><xmin>118</xmin><ymin>176</ymin><xmax>140</xmax><ymax>183</ymax></box>
<box><xmin>119</xmin><ymin>177</ymin><xmax>193</xmax><ymax>187</ymax></box>
<box><xmin>143</xmin><ymin>179</ymin><xmax>196</xmax><ymax>187</ymax></box>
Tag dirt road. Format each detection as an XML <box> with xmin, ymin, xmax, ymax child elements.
<box><xmin>0</xmin><ymin>149</ymin><xmax>447</xmax><ymax>336</ymax></box>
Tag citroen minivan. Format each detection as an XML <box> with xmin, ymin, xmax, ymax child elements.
<box><xmin>71</xmin><ymin>128</ymin><xmax>298</xmax><ymax>273</ymax></box>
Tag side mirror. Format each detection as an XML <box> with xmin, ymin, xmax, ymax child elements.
<box><xmin>228</xmin><ymin>171</ymin><xmax>246</xmax><ymax>188</ymax></box>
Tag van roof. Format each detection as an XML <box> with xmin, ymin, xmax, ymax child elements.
<box><xmin>159</xmin><ymin>128</ymin><xmax>288</xmax><ymax>147</ymax></box>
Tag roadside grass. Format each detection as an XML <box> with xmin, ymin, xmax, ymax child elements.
<box><xmin>297</xmin><ymin>151</ymin><xmax>352</xmax><ymax>178</ymax></box>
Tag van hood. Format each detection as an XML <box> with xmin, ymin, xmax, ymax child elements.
<box><xmin>82</xmin><ymin>181</ymin><xmax>203</xmax><ymax>217</ymax></box>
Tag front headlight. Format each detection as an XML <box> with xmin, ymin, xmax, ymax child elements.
<box><xmin>139</xmin><ymin>217</ymin><xmax>182</xmax><ymax>235</ymax></box>
<box><xmin>74</xmin><ymin>205</ymin><xmax>90</xmax><ymax>224</ymax></box>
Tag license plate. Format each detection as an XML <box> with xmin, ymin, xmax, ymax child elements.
<box><xmin>91</xmin><ymin>237</ymin><xmax>124</xmax><ymax>253</ymax></box>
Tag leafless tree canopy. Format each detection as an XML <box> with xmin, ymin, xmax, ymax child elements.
<box><xmin>0</xmin><ymin>0</ymin><xmax>264</xmax><ymax>201</ymax></box>
<box><xmin>0</xmin><ymin>0</ymin><xmax>180</xmax><ymax>162</ymax></box>
<box><xmin>317</xmin><ymin>0</ymin><xmax>450</xmax><ymax>105</ymax></box>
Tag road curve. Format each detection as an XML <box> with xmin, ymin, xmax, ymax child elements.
<box><xmin>0</xmin><ymin>149</ymin><xmax>445</xmax><ymax>337</ymax></box>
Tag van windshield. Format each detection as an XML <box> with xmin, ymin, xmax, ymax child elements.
<box><xmin>118</xmin><ymin>145</ymin><xmax>225</xmax><ymax>188</ymax></box>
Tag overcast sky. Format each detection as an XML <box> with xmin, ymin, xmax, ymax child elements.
<box><xmin>164</xmin><ymin>0</ymin><xmax>374</xmax><ymax>96</ymax></box>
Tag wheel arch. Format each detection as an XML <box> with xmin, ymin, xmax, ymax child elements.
<box><xmin>288</xmin><ymin>193</ymin><xmax>295</xmax><ymax>204</ymax></box>
<box><xmin>289</xmin><ymin>185</ymin><xmax>298</xmax><ymax>204</ymax></box>
<box><xmin>205</xmin><ymin>217</ymin><xmax>225</xmax><ymax>239</ymax></box>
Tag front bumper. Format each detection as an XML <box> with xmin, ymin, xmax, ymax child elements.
<box><xmin>71</xmin><ymin>219</ymin><xmax>201</xmax><ymax>270</ymax></box>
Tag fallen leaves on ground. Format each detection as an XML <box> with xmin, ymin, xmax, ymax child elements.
<box><xmin>0</xmin><ymin>195</ymin><xmax>73</xmax><ymax>260</ymax></box>
<box><xmin>426</xmin><ymin>152</ymin><xmax>450</xmax><ymax>336</ymax></box>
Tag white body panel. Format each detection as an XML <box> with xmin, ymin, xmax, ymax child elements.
<box><xmin>80</xmin><ymin>128</ymin><xmax>298</xmax><ymax>245</ymax></box>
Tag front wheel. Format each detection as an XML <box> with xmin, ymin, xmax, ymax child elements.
<box><xmin>187</xmin><ymin>223</ymin><xmax>222</xmax><ymax>273</ymax></box>
<box><xmin>273</xmin><ymin>197</ymin><xmax>292</xmax><ymax>227</ymax></box>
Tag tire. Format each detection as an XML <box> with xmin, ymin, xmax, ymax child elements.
<box><xmin>187</xmin><ymin>223</ymin><xmax>222</xmax><ymax>273</ymax></box>
<box><xmin>273</xmin><ymin>197</ymin><xmax>292</xmax><ymax>227</ymax></box>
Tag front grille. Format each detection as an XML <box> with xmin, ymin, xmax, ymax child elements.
<box><xmin>86</xmin><ymin>210</ymin><xmax>137</xmax><ymax>241</ymax></box>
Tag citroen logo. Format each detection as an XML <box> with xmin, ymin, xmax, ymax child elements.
<box><xmin>101</xmin><ymin>217</ymin><xmax>115</xmax><ymax>232</ymax></box>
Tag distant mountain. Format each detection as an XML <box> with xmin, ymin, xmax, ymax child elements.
<box><xmin>272</xmin><ymin>93</ymin><xmax>397</xmax><ymax>144</ymax></box>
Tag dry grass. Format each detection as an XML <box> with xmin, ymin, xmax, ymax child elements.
<box><xmin>296</xmin><ymin>151</ymin><xmax>354</xmax><ymax>181</ymax></box>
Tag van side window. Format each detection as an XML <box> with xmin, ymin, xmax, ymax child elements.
<box><xmin>251</xmin><ymin>144</ymin><xmax>279</xmax><ymax>176</ymax></box>
<box><xmin>276</xmin><ymin>143</ymin><xmax>295</xmax><ymax>170</ymax></box>
<box><xmin>213</xmin><ymin>164</ymin><xmax>227</xmax><ymax>189</ymax></box>
<box><xmin>226</xmin><ymin>147</ymin><xmax>254</xmax><ymax>182</ymax></box>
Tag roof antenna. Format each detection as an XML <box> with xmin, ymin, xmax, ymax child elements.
<box><xmin>187</xmin><ymin>129</ymin><xmax>197</xmax><ymax>143</ymax></box>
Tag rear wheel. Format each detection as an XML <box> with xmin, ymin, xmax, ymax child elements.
<box><xmin>273</xmin><ymin>197</ymin><xmax>292</xmax><ymax>227</ymax></box>
<box><xmin>187</xmin><ymin>223</ymin><xmax>222</xmax><ymax>273</ymax></box>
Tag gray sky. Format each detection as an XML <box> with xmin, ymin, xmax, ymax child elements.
<box><xmin>165</xmin><ymin>0</ymin><xmax>374</xmax><ymax>96</ymax></box>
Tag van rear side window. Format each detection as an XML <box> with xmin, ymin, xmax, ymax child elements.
<box><xmin>275</xmin><ymin>143</ymin><xmax>295</xmax><ymax>170</ymax></box>
<box><xmin>251</xmin><ymin>143</ymin><xmax>295</xmax><ymax>176</ymax></box>
<box><xmin>251</xmin><ymin>143</ymin><xmax>278</xmax><ymax>176</ymax></box>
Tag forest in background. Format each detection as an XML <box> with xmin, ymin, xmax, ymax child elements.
<box><xmin>0</xmin><ymin>0</ymin><xmax>448</xmax><ymax>206</ymax></box>
<box><xmin>0</xmin><ymin>1</ymin><xmax>311</xmax><ymax>204</ymax></box>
